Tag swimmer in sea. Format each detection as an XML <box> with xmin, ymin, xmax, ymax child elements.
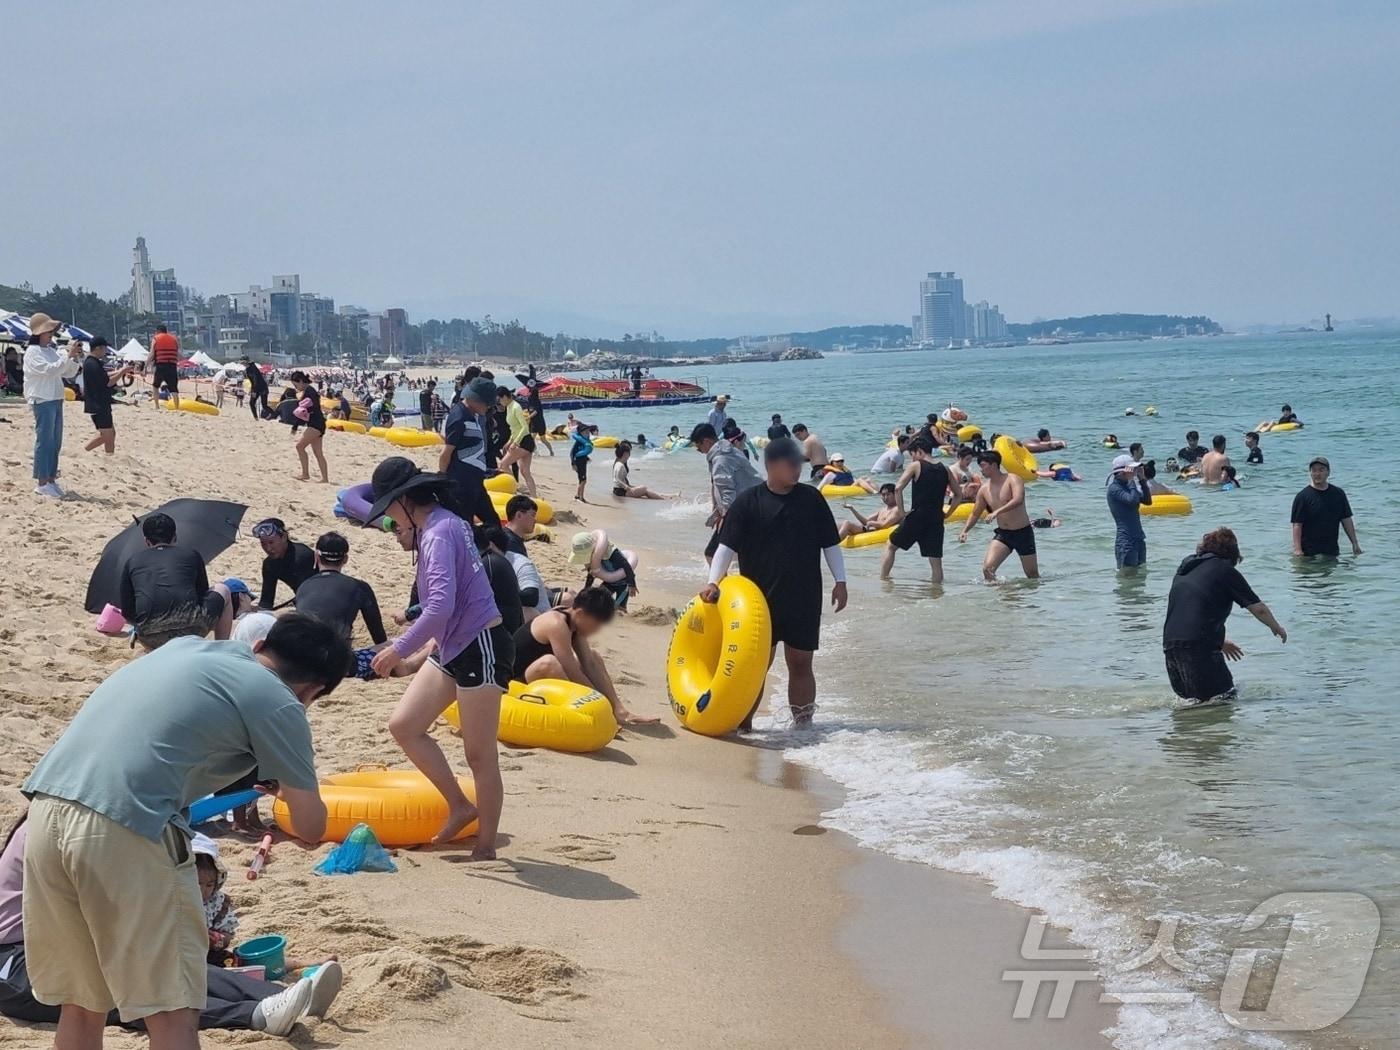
<box><xmin>1277</xmin><ymin>403</ymin><xmax>1301</xmax><ymax>425</ymax></box>
<box><xmin>1031</xmin><ymin>508</ymin><xmax>1061</xmax><ymax>529</ymax></box>
<box><xmin>1220</xmin><ymin>465</ymin><xmax>1242</xmax><ymax>491</ymax></box>
<box><xmin>1244</xmin><ymin>431</ymin><xmax>1263</xmax><ymax>464</ymax></box>
<box><xmin>947</xmin><ymin>444</ymin><xmax>981</xmax><ymax>500</ymax></box>
<box><xmin>791</xmin><ymin>423</ymin><xmax>827</xmax><ymax>478</ymax></box>
<box><xmin>1024</xmin><ymin>427</ymin><xmax>1067</xmax><ymax>454</ymax></box>
<box><xmin>958</xmin><ymin>449</ymin><xmax>1039</xmax><ymax>580</ymax></box>
<box><xmin>1201</xmin><ymin>434</ymin><xmax>1231</xmax><ymax>486</ymax></box>
<box><xmin>837</xmin><ymin>483</ymin><xmax>905</xmax><ymax>540</ymax></box>
<box><xmin>1103</xmin><ymin>434</ymin><xmax>1121</xmax><ymax>449</ymax></box>
<box><xmin>815</xmin><ymin>454</ymin><xmax>878</xmax><ymax>493</ymax></box>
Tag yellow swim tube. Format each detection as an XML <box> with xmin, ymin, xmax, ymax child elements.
<box><xmin>1141</xmin><ymin>493</ymin><xmax>1193</xmax><ymax>516</ymax></box>
<box><xmin>384</xmin><ymin>427</ymin><xmax>443</xmax><ymax>448</ymax></box>
<box><xmin>448</xmin><ymin>679</ymin><xmax>618</xmax><ymax>753</ymax></box>
<box><xmin>1257</xmin><ymin>420</ymin><xmax>1302</xmax><ymax>433</ymax></box>
<box><xmin>993</xmin><ymin>435</ymin><xmax>1038</xmax><ymax>480</ymax></box>
<box><xmin>957</xmin><ymin>424</ymin><xmax>982</xmax><ymax>442</ymax></box>
<box><xmin>819</xmin><ymin>483</ymin><xmax>871</xmax><ymax>500</ymax></box>
<box><xmin>272</xmin><ymin>769</ymin><xmax>478</xmax><ymax>847</ymax></box>
<box><xmin>326</xmin><ymin>418</ymin><xmax>366</xmax><ymax>434</ymax></box>
<box><xmin>591</xmin><ymin>435</ymin><xmax>620</xmax><ymax>449</ymax></box>
<box><xmin>321</xmin><ymin>397</ymin><xmax>368</xmax><ymax>422</ymax></box>
<box><xmin>841</xmin><ymin>525</ymin><xmax>895</xmax><ymax>549</ymax></box>
<box><xmin>668</xmin><ymin>575</ymin><xmax>772</xmax><ymax>736</ymax></box>
<box><xmin>944</xmin><ymin>501</ymin><xmax>974</xmax><ymax>523</ymax></box>
<box><xmin>484</xmin><ymin>473</ymin><xmax>518</xmax><ymax>495</ymax></box>
<box><xmin>63</xmin><ymin>387</ymin><xmax>76</xmax><ymax>402</ymax></box>
<box><xmin>158</xmin><ymin>398</ymin><xmax>220</xmax><ymax>417</ymax></box>
<box><xmin>490</xmin><ymin>491</ymin><xmax>554</xmax><ymax>524</ymax></box>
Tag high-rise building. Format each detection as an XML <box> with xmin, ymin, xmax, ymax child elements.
<box><xmin>918</xmin><ymin>271</ymin><xmax>966</xmax><ymax>346</ymax></box>
<box><xmin>131</xmin><ymin>236</ymin><xmax>184</xmax><ymax>332</ymax></box>
<box><xmin>971</xmin><ymin>301</ymin><xmax>1008</xmax><ymax>342</ymax></box>
<box><xmin>379</xmin><ymin>308</ymin><xmax>409</xmax><ymax>358</ymax></box>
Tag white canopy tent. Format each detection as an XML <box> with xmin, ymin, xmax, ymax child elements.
<box><xmin>381</xmin><ymin>355</ymin><xmax>404</xmax><ymax>366</ymax></box>
<box><xmin>190</xmin><ymin>350</ymin><xmax>224</xmax><ymax>370</ymax></box>
<box><xmin>116</xmin><ymin>338</ymin><xmax>148</xmax><ymax>363</ymax></box>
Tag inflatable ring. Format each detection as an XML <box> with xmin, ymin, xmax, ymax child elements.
<box><xmin>528</xmin><ymin>524</ymin><xmax>553</xmax><ymax>543</ymax></box>
<box><xmin>367</xmin><ymin>425</ymin><xmax>391</xmax><ymax>440</ymax></box>
<box><xmin>326</xmin><ymin>419</ymin><xmax>367</xmax><ymax>434</ymax></box>
<box><xmin>993</xmin><ymin>435</ymin><xmax>1038</xmax><ymax>480</ymax></box>
<box><xmin>667</xmin><ymin>575</ymin><xmax>772</xmax><ymax>737</ymax></box>
<box><xmin>158</xmin><ymin>398</ymin><xmax>220</xmax><ymax>416</ymax></box>
<box><xmin>63</xmin><ymin>387</ymin><xmax>76</xmax><ymax>402</ymax></box>
<box><xmin>447</xmin><ymin>679</ymin><xmax>618</xmax><ymax>753</ymax></box>
<box><xmin>490</xmin><ymin>491</ymin><xmax>554</xmax><ymax>525</ymax></box>
<box><xmin>321</xmin><ymin>397</ymin><xmax>368</xmax><ymax>422</ymax></box>
<box><xmin>957</xmin><ymin>424</ymin><xmax>981</xmax><ymax>442</ymax></box>
<box><xmin>484</xmin><ymin>473</ymin><xmax>519</xmax><ymax>495</ymax></box>
<box><xmin>121</xmin><ymin>373</ymin><xmax>135</xmax><ymax>388</ymax></box>
<box><xmin>272</xmin><ymin>769</ymin><xmax>477</xmax><ymax>846</ymax></box>
<box><xmin>591</xmin><ymin>436</ymin><xmax>619</xmax><ymax>449</ymax></box>
<box><xmin>819</xmin><ymin>483</ymin><xmax>871</xmax><ymax>500</ymax></box>
<box><xmin>1257</xmin><ymin>421</ymin><xmax>1301</xmax><ymax>433</ymax></box>
<box><xmin>384</xmin><ymin>427</ymin><xmax>443</xmax><ymax>448</ymax></box>
<box><xmin>841</xmin><ymin>525</ymin><xmax>895</xmax><ymax>549</ymax></box>
<box><xmin>944</xmin><ymin>501</ymin><xmax>974</xmax><ymax>523</ymax></box>
<box><xmin>1141</xmin><ymin>492</ymin><xmax>1193</xmax><ymax>516</ymax></box>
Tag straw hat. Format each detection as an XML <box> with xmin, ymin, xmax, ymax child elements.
<box><xmin>28</xmin><ymin>312</ymin><xmax>62</xmax><ymax>336</ymax></box>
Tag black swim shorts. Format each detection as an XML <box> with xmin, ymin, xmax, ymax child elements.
<box><xmin>613</xmin><ymin>485</ymin><xmax>628</xmax><ymax>498</ymax></box>
<box><xmin>1163</xmin><ymin>642</ymin><xmax>1236</xmax><ymax>702</ymax></box>
<box><xmin>430</xmin><ymin>623</ymin><xmax>514</xmax><ymax>690</ymax></box>
<box><xmin>89</xmin><ymin>408</ymin><xmax>113</xmax><ymax>431</ymax></box>
<box><xmin>889</xmin><ymin>512</ymin><xmax>944</xmax><ymax>558</ymax></box>
<box><xmin>153</xmin><ymin>363</ymin><xmax>179</xmax><ymax>392</ymax></box>
<box><xmin>528</xmin><ymin>413</ymin><xmax>547</xmax><ymax>435</ymax></box>
<box><xmin>571</xmin><ymin>455</ymin><xmax>589</xmax><ymax>481</ymax></box>
<box><xmin>993</xmin><ymin>524</ymin><xmax>1037</xmax><ymax>557</ymax></box>
<box><xmin>767</xmin><ymin>594</ymin><xmax>821</xmax><ymax>653</ymax></box>
<box><xmin>518</xmin><ymin>434</ymin><xmax>537</xmax><ymax>453</ymax></box>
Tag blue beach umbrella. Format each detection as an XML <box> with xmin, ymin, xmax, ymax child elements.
<box><xmin>62</xmin><ymin>322</ymin><xmax>95</xmax><ymax>342</ymax></box>
<box><xmin>0</xmin><ymin>313</ymin><xmax>29</xmax><ymax>340</ymax></box>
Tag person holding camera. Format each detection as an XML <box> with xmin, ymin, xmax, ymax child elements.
<box><xmin>1107</xmin><ymin>452</ymin><xmax>1154</xmax><ymax>571</ymax></box>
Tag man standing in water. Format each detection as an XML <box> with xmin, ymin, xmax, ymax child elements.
<box><xmin>1291</xmin><ymin>457</ymin><xmax>1361</xmax><ymax>558</ymax></box>
<box><xmin>1177</xmin><ymin>430</ymin><xmax>1205</xmax><ymax>465</ymax></box>
<box><xmin>1201</xmin><ymin>434</ymin><xmax>1231</xmax><ymax>485</ymax></box>
<box><xmin>689</xmin><ymin>422</ymin><xmax>762</xmax><ymax>561</ymax></box>
<box><xmin>1106</xmin><ymin>453</ymin><xmax>1153</xmax><ymax>571</ymax></box>
<box><xmin>790</xmin><ymin>423</ymin><xmax>828</xmax><ymax>478</ymax></box>
<box><xmin>958</xmin><ymin>449</ymin><xmax>1039</xmax><ymax>579</ymax></box>
<box><xmin>700</xmin><ymin>437</ymin><xmax>847</xmax><ymax>727</ymax></box>
<box><xmin>880</xmin><ymin>437</ymin><xmax>957</xmax><ymax>583</ymax></box>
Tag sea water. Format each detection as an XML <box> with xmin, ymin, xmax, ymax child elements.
<box><xmin>570</xmin><ymin>332</ymin><xmax>1399</xmax><ymax>1049</ymax></box>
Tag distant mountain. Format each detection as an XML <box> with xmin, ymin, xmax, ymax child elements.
<box><xmin>1008</xmin><ymin>314</ymin><xmax>1221</xmax><ymax>339</ymax></box>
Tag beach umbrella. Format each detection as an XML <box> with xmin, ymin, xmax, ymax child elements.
<box><xmin>62</xmin><ymin>322</ymin><xmax>95</xmax><ymax>342</ymax></box>
<box><xmin>84</xmin><ymin>498</ymin><xmax>248</xmax><ymax>614</ymax></box>
<box><xmin>0</xmin><ymin>312</ymin><xmax>29</xmax><ymax>341</ymax></box>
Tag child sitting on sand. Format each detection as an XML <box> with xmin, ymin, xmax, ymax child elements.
<box><xmin>195</xmin><ymin>835</ymin><xmax>240</xmax><ymax>965</ymax></box>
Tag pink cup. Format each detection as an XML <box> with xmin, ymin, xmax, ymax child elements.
<box><xmin>94</xmin><ymin>604</ymin><xmax>128</xmax><ymax>635</ymax></box>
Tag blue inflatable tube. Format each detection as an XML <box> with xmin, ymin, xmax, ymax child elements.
<box><xmin>189</xmin><ymin>789</ymin><xmax>261</xmax><ymax>826</ymax></box>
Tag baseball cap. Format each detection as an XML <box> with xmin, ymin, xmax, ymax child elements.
<box><xmin>764</xmin><ymin>436</ymin><xmax>807</xmax><ymax>464</ymax></box>
<box><xmin>465</xmin><ymin>377</ymin><xmax>497</xmax><ymax>405</ymax></box>
<box><xmin>223</xmin><ymin>577</ymin><xmax>257</xmax><ymax>600</ymax></box>
<box><xmin>830</xmin><ymin>453</ymin><xmax>846</xmax><ymax>463</ymax></box>
<box><xmin>1309</xmin><ymin>456</ymin><xmax>1330</xmax><ymax>469</ymax></box>
<box><xmin>569</xmin><ymin>531</ymin><xmax>596</xmax><ymax>565</ymax></box>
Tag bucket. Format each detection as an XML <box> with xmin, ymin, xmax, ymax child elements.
<box><xmin>234</xmin><ymin>935</ymin><xmax>287</xmax><ymax>980</ymax></box>
<box><xmin>94</xmin><ymin>604</ymin><xmax>128</xmax><ymax>635</ymax></box>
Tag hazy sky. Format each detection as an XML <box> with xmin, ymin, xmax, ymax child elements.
<box><xmin>5</xmin><ymin>1</ymin><xmax>1397</xmax><ymax>336</ymax></box>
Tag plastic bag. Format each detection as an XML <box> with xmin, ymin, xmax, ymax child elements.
<box><xmin>314</xmin><ymin>823</ymin><xmax>397</xmax><ymax>875</ymax></box>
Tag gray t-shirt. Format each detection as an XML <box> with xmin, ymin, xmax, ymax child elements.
<box><xmin>23</xmin><ymin>637</ymin><xmax>318</xmax><ymax>841</ymax></box>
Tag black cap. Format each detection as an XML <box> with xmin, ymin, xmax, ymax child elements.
<box><xmin>89</xmin><ymin>335</ymin><xmax>111</xmax><ymax>349</ymax></box>
<box><xmin>315</xmin><ymin>532</ymin><xmax>349</xmax><ymax>563</ymax></box>
<box><xmin>764</xmin><ymin>436</ymin><xmax>807</xmax><ymax>463</ymax></box>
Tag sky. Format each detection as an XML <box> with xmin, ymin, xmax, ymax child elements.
<box><xmin>4</xmin><ymin>1</ymin><xmax>1398</xmax><ymax>337</ymax></box>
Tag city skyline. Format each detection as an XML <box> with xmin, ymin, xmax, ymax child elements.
<box><xmin>5</xmin><ymin>3</ymin><xmax>1397</xmax><ymax>338</ymax></box>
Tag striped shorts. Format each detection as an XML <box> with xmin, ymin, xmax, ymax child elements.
<box><xmin>428</xmin><ymin>622</ymin><xmax>514</xmax><ymax>690</ymax></box>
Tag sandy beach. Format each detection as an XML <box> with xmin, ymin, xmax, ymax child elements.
<box><xmin>0</xmin><ymin>392</ymin><xmax>1114</xmax><ymax>1048</ymax></box>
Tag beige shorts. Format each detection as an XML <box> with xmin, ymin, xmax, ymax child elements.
<box><xmin>22</xmin><ymin>795</ymin><xmax>207</xmax><ymax>1021</ymax></box>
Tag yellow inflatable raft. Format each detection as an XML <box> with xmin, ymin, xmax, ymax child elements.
<box><xmin>957</xmin><ymin>424</ymin><xmax>982</xmax><ymax>442</ymax></box>
<box><xmin>1140</xmin><ymin>492</ymin><xmax>1193</xmax><ymax>516</ymax></box>
<box><xmin>321</xmin><ymin>397</ymin><xmax>368</xmax><ymax>422</ymax></box>
<box><xmin>1257</xmin><ymin>420</ymin><xmax>1302</xmax><ymax>433</ymax></box>
<box><xmin>490</xmin><ymin>491</ymin><xmax>554</xmax><ymax>524</ymax></box>
<box><xmin>819</xmin><ymin>483</ymin><xmax>872</xmax><ymax>500</ymax></box>
<box><xmin>447</xmin><ymin>679</ymin><xmax>617</xmax><ymax>753</ymax></box>
<box><xmin>484</xmin><ymin>473</ymin><xmax>519</xmax><ymax>495</ymax></box>
<box><xmin>841</xmin><ymin>525</ymin><xmax>895</xmax><ymax>549</ymax></box>
<box><xmin>158</xmin><ymin>398</ymin><xmax>220</xmax><ymax>416</ymax></box>
<box><xmin>993</xmin><ymin>435</ymin><xmax>1038</xmax><ymax>480</ymax></box>
<box><xmin>326</xmin><ymin>418</ymin><xmax>366</xmax><ymax>434</ymax></box>
<box><xmin>591</xmin><ymin>435</ymin><xmax>620</xmax><ymax>449</ymax></box>
<box><xmin>272</xmin><ymin>769</ymin><xmax>477</xmax><ymax>847</ymax></box>
<box><xmin>668</xmin><ymin>575</ymin><xmax>772</xmax><ymax>737</ymax></box>
<box><xmin>383</xmin><ymin>427</ymin><xmax>442</xmax><ymax>448</ymax></box>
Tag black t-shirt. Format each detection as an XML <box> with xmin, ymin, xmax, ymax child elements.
<box><xmin>483</xmin><ymin>551</ymin><xmax>523</xmax><ymax>633</ymax></box>
<box><xmin>245</xmin><ymin>362</ymin><xmax>268</xmax><ymax>392</ymax></box>
<box><xmin>419</xmin><ymin>389</ymin><xmax>433</xmax><ymax>415</ymax></box>
<box><xmin>82</xmin><ymin>356</ymin><xmax>113</xmax><ymax>411</ymax></box>
<box><xmin>294</xmin><ymin>569</ymin><xmax>386</xmax><ymax>644</ymax></box>
<box><xmin>301</xmin><ymin>386</ymin><xmax>325</xmax><ymax>431</ymax></box>
<box><xmin>767</xmin><ymin>423</ymin><xmax>791</xmax><ymax>441</ymax></box>
<box><xmin>1290</xmin><ymin>484</ymin><xmax>1353</xmax><ymax>557</ymax></box>
<box><xmin>1162</xmin><ymin>553</ymin><xmax>1261</xmax><ymax>649</ymax></box>
<box><xmin>717</xmin><ymin>483</ymin><xmax>840</xmax><ymax>613</ymax></box>
<box><xmin>119</xmin><ymin>545</ymin><xmax>210</xmax><ymax>626</ymax></box>
<box><xmin>260</xmin><ymin>541</ymin><xmax>317</xmax><ymax>608</ymax></box>
<box><xmin>1177</xmin><ymin>444</ymin><xmax>1205</xmax><ymax>464</ymax></box>
<box><xmin>1246</xmin><ymin>446</ymin><xmax>1263</xmax><ymax>464</ymax></box>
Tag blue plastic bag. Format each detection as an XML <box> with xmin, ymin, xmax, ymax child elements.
<box><xmin>314</xmin><ymin>823</ymin><xmax>397</xmax><ymax>875</ymax></box>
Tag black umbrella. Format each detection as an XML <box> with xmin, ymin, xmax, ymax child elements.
<box><xmin>84</xmin><ymin>498</ymin><xmax>248</xmax><ymax>614</ymax></box>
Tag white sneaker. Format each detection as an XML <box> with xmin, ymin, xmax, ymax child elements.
<box><xmin>48</xmin><ymin>482</ymin><xmax>65</xmax><ymax>496</ymax></box>
<box><xmin>252</xmin><ymin>979</ymin><xmax>314</xmax><ymax>1036</ymax></box>
<box><xmin>34</xmin><ymin>484</ymin><xmax>60</xmax><ymax>498</ymax></box>
<box><xmin>306</xmin><ymin>960</ymin><xmax>343</xmax><ymax>1018</ymax></box>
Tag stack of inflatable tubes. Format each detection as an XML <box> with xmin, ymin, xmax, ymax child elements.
<box><xmin>158</xmin><ymin>398</ymin><xmax>220</xmax><ymax>416</ymax></box>
<box><xmin>272</xmin><ymin>769</ymin><xmax>478</xmax><ymax>846</ymax></box>
<box><xmin>667</xmin><ymin>575</ymin><xmax>772</xmax><ymax>737</ymax></box>
<box><xmin>993</xmin><ymin>435</ymin><xmax>1038</xmax><ymax>480</ymax></box>
<box><xmin>484</xmin><ymin>473</ymin><xmax>518</xmax><ymax>495</ymax></box>
<box><xmin>1140</xmin><ymin>493</ymin><xmax>1193</xmax><ymax>516</ymax></box>
<box><xmin>445</xmin><ymin>679</ymin><xmax>617</xmax><ymax>753</ymax></box>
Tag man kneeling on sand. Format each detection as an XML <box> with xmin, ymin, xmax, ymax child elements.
<box><xmin>511</xmin><ymin>587</ymin><xmax>659</xmax><ymax>725</ymax></box>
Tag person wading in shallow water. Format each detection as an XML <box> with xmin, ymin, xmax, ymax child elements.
<box><xmin>700</xmin><ymin>437</ymin><xmax>847</xmax><ymax>729</ymax></box>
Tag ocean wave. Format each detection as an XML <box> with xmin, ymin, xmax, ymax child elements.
<box><xmin>654</xmin><ymin>496</ymin><xmax>713</xmax><ymax>521</ymax></box>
